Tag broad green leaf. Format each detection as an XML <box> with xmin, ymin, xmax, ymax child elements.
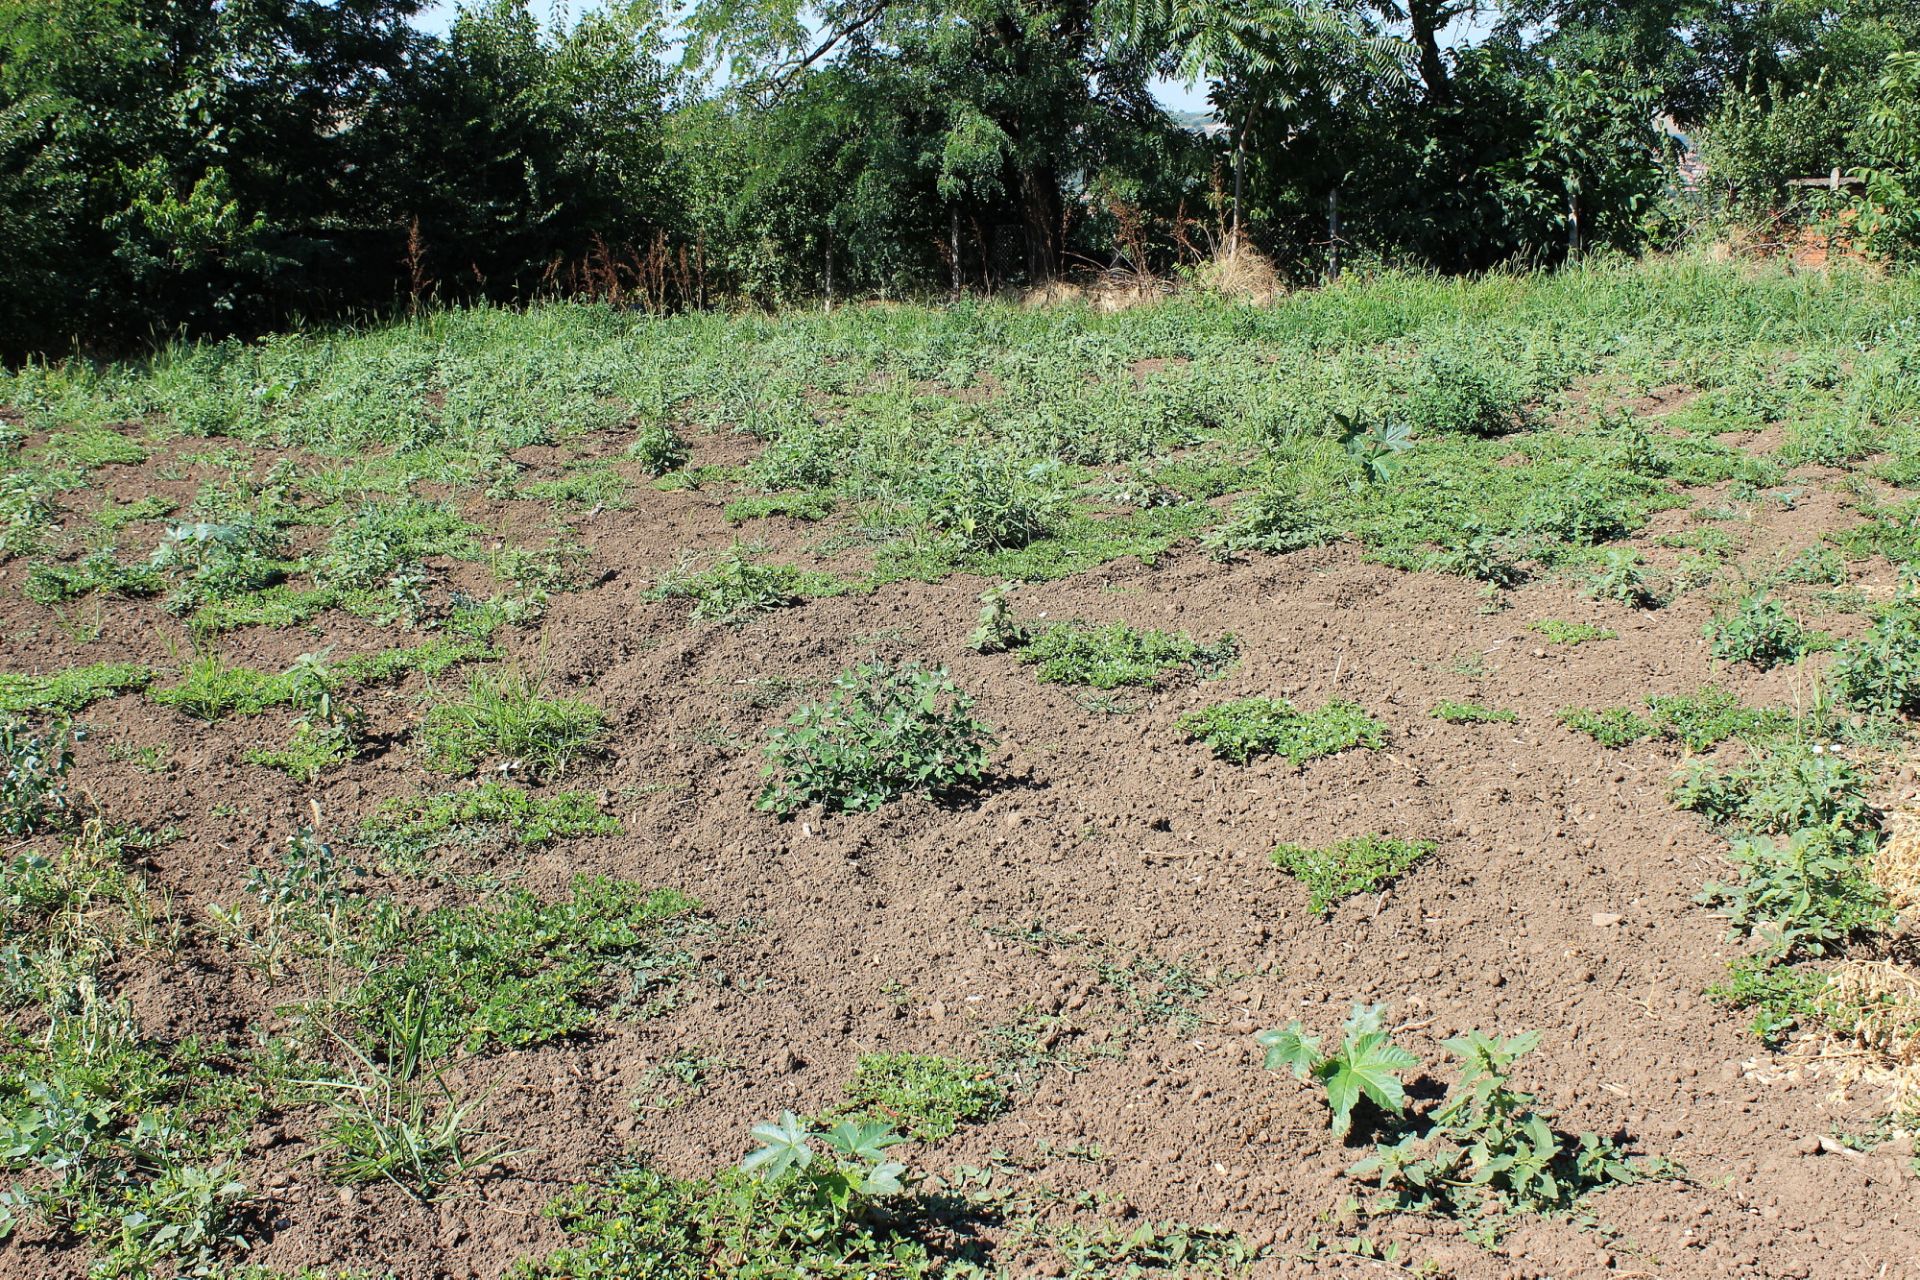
<box><xmin>740</xmin><ymin>1111</ymin><xmax>812</xmax><ymax>1180</ymax></box>
<box><xmin>1255</xmin><ymin>1021</ymin><xmax>1322</xmax><ymax>1079</ymax></box>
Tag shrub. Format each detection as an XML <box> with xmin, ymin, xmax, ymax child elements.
<box><xmin>419</xmin><ymin>671</ymin><xmax>607</xmax><ymax>780</ymax></box>
<box><xmin>1829</xmin><ymin>599</ymin><xmax>1920</xmax><ymax>715</ymax></box>
<box><xmin>1707</xmin><ymin>595</ymin><xmax>1813</xmax><ymax>669</ymax></box>
<box><xmin>1180</xmin><ymin>698</ymin><xmax>1384</xmax><ymax>767</ymax></box>
<box><xmin>759</xmin><ymin>662</ymin><xmax>993</xmax><ymax>815</ymax></box>
<box><xmin>1697</xmin><ymin>827</ymin><xmax>1889</xmax><ymax>960</ymax></box>
<box><xmin>0</xmin><ymin>717</ymin><xmax>80</xmax><ymax>836</ymax></box>
<box><xmin>1017</xmin><ymin>621</ymin><xmax>1235</xmax><ymax>689</ymax></box>
<box><xmin>1271</xmin><ymin>835</ymin><xmax>1436</xmax><ymax>913</ymax></box>
<box><xmin>627</xmin><ymin>421</ymin><xmax>689</xmax><ymax>476</ymax></box>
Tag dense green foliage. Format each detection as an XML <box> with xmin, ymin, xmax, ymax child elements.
<box><xmin>10</xmin><ymin>1</ymin><xmax>1920</xmax><ymax>353</ymax></box>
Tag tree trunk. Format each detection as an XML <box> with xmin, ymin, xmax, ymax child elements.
<box><xmin>1407</xmin><ymin>0</ymin><xmax>1453</xmax><ymax>104</ymax></box>
<box><xmin>951</xmin><ymin>207</ymin><xmax>962</xmax><ymax>299</ymax></box>
<box><xmin>1019</xmin><ymin>165</ymin><xmax>1060</xmax><ymax>281</ymax></box>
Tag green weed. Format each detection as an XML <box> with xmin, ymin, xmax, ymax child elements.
<box><xmin>759</xmin><ymin>662</ymin><xmax>993</xmax><ymax>815</ymax></box>
<box><xmin>840</xmin><ymin>1053</ymin><xmax>1004</xmax><ymax>1142</ymax></box>
<box><xmin>1351</xmin><ymin>1029</ymin><xmax>1656</xmax><ymax>1244</ymax></box>
<box><xmin>1429</xmin><ymin>700</ymin><xmax>1514</xmax><ymax>725</ymax></box>
<box><xmin>1271</xmin><ymin>835</ymin><xmax>1437</xmax><ymax>913</ymax></box>
<box><xmin>1180</xmin><ymin>697</ymin><xmax>1385</xmax><ymax>767</ymax></box>
<box><xmin>0</xmin><ymin>663</ymin><xmax>152</xmax><ymax>715</ymax></box>
<box><xmin>418</xmin><ymin>670</ymin><xmax>607</xmax><ymax>780</ymax></box>
<box><xmin>360</xmin><ymin>783</ymin><xmax>619</xmax><ymax>855</ymax></box>
<box><xmin>1017</xmin><ymin>620</ymin><xmax>1236</xmax><ymax>689</ymax></box>
<box><xmin>350</xmin><ymin>877</ymin><xmax>699</xmax><ymax>1057</ymax></box>
<box><xmin>1707</xmin><ymin>594</ymin><xmax>1820</xmax><ymax>669</ymax></box>
<box><xmin>1527</xmin><ymin>619</ymin><xmax>1615</xmax><ymax>645</ymax></box>
<box><xmin>1697</xmin><ymin>828</ymin><xmax>1890</xmax><ymax>960</ymax></box>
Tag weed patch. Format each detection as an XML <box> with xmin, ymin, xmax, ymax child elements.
<box><xmin>759</xmin><ymin>662</ymin><xmax>992</xmax><ymax>815</ymax></box>
<box><xmin>351</xmin><ymin>877</ymin><xmax>698</xmax><ymax>1057</ymax></box>
<box><xmin>1017</xmin><ymin>621</ymin><xmax>1236</xmax><ymax>689</ymax></box>
<box><xmin>841</xmin><ymin>1053</ymin><xmax>1004</xmax><ymax>1141</ymax></box>
<box><xmin>0</xmin><ymin>663</ymin><xmax>152</xmax><ymax>715</ymax></box>
<box><xmin>1271</xmin><ymin>835</ymin><xmax>1436</xmax><ymax>913</ymax></box>
<box><xmin>418</xmin><ymin>671</ymin><xmax>607</xmax><ymax>780</ymax></box>
<box><xmin>1180</xmin><ymin>698</ymin><xmax>1385</xmax><ymax>767</ymax></box>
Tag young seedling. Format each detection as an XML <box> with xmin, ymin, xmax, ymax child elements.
<box><xmin>1257</xmin><ymin>1003</ymin><xmax>1418</xmax><ymax>1138</ymax></box>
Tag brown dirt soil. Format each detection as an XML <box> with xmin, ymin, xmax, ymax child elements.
<box><xmin>2</xmin><ymin>424</ymin><xmax>1917</xmax><ymax>1280</ymax></box>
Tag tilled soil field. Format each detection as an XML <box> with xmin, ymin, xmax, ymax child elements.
<box><xmin>5</xmin><ymin>267</ymin><xmax>1920</xmax><ymax>1280</ymax></box>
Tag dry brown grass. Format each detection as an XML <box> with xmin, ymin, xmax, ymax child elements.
<box><xmin>1874</xmin><ymin>805</ymin><xmax>1920</xmax><ymax>915</ymax></box>
<box><xmin>1194</xmin><ymin>242</ymin><xmax>1282</xmax><ymax>303</ymax></box>
<box><xmin>1818</xmin><ymin>960</ymin><xmax>1920</xmax><ymax>1116</ymax></box>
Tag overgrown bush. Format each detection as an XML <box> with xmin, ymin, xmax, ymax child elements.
<box><xmin>759</xmin><ymin>663</ymin><xmax>993</xmax><ymax>815</ymax></box>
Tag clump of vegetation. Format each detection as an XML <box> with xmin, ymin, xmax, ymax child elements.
<box><xmin>361</xmin><ymin>783</ymin><xmax>620</xmax><ymax>853</ymax></box>
<box><xmin>332</xmin><ymin>639</ymin><xmax>498</xmax><ymax>682</ymax></box>
<box><xmin>1017</xmin><ymin>620</ymin><xmax>1235</xmax><ymax>689</ymax></box>
<box><xmin>352</xmin><ymin>877</ymin><xmax>698</xmax><ymax>1057</ymax></box>
<box><xmin>1180</xmin><ymin>697</ymin><xmax>1385</xmax><ymax>767</ymax></box>
<box><xmin>1671</xmin><ymin>747</ymin><xmax>1878</xmax><ymax>853</ymax></box>
<box><xmin>1707</xmin><ymin>594</ymin><xmax>1819</xmax><ymax>669</ymax></box>
<box><xmin>520</xmin><ymin>1116</ymin><xmax>927</xmax><ymax>1280</ymax></box>
<box><xmin>148</xmin><ymin>517</ymin><xmax>290</xmax><ymax>610</ymax></box>
<box><xmin>841</xmin><ymin>1053</ymin><xmax>1004</xmax><ymax>1142</ymax></box>
<box><xmin>759</xmin><ymin>662</ymin><xmax>993</xmax><ymax>815</ymax></box>
<box><xmin>1643</xmin><ymin>687</ymin><xmax>1793</xmax><ymax>751</ymax></box>
<box><xmin>1561</xmin><ymin>686</ymin><xmax>1789</xmax><ymax>751</ymax></box>
<box><xmin>1697</xmin><ymin>828</ymin><xmax>1890</xmax><ymax>960</ymax></box>
<box><xmin>419</xmin><ymin>670</ymin><xmax>607</xmax><ymax>780</ymax></box>
<box><xmin>23</xmin><ymin>550</ymin><xmax>164</xmax><ymax>605</ymax></box>
<box><xmin>653</xmin><ymin>547</ymin><xmax>810</xmax><ymax>621</ymax></box>
<box><xmin>0</xmin><ymin>663</ymin><xmax>152</xmax><ymax>715</ymax></box>
<box><xmin>150</xmin><ymin>656</ymin><xmax>298</xmax><ymax>721</ymax></box>
<box><xmin>1583</xmin><ymin>548</ymin><xmax>1663</xmax><ymax>608</ymax></box>
<box><xmin>1429</xmin><ymin>700</ymin><xmax>1515</xmax><ymax>725</ymax></box>
<box><xmin>965</xmin><ymin>582</ymin><xmax>1030</xmax><ymax>654</ymax></box>
<box><xmin>1258</xmin><ymin>1003</ymin><xmax>1417</xmax><ymax>1137</ymax></box>
<box><xmin>1527</xmin><ymin>619</ymin><xmax>1615</xmax><ymax>646</ymax></box>
<box><xmin>1351</xmin><ymin>1029</ymin><xmax>1654</xmax><ymax>1245</ymax></box>
<box><xmin>1707</xmin><ymin>957</ymin><xmax>1828</xmax><ymax>1047</ymax></box>
<box><xmin>317</xmin><ymin>498</ymin><xmax>478</xmax><ymax>590</ymax></box>
<box><xmin>1272</xmin><ymin>835</ymin><xmax>1436</xmax><ymax>913</ymax></box>
<box><xmin>917</xmin><ymin>452</ymin><xmax>1064</xmax><ymax>551</ymax></box>
<box><xmin>317</xmin><ymin>991</ymin><xmax>513</xmax><ymax>1200</ymax></box>
<box><xmin>1261</xmin><ymin>1007</ymin><xmax>1653</xmax><ymax>1243</ymax></box>
<box><xmin>0</xmin><ymin>1001</ymin><xmax>253</xmax><ymax>1276</ymax></box>
<box><xmin>1829</xmin><ymin>597</ymin><xmax>1920</xmax><ymax>716</ymax></box>
<box><xmin>627</xmin><ymin>421</ymin><xmax>689</xmax><ymax>476</ymax></box>
<box><xmin>1557</xmin><ymin>705</ymin><xmax>1653</xmax><ymax>748</ymax></box>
